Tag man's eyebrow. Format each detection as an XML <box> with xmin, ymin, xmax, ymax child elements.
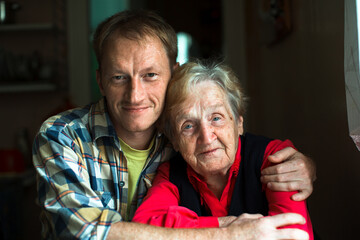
<box><xmin>141</xmin><ymin>66</ymin><xmax>160</xmax><ymax>73</ymax></box>
<box><xmin>143</xmin><ymin>66</ymin><xmax>154</xmax><ymax>71</ymax></box>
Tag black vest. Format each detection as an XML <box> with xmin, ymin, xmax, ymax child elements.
<box><xmin>169</xmin><ymin>133</ymin><xmax>272</xmax><ymax>216</ymax></box>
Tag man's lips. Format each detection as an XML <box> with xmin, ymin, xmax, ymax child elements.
<box><xmin>122</xmin><ymin>106</ymin><xmax>149</xmax><ymax>112</ymax></box>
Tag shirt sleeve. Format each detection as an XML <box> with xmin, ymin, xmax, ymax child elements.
<box><xmin>262</xmin><ymin>140</ymin><xmax>314</xmax><ymax>240</ymax></box>
<box><xmin>32</xmin><ymin>122</ymin><xmax>122</xmax><ymax>239</ymax></box>
<box><xmin>132</xmin><ymin>162</ymin><xmax>219</xmax><ymax>228</ymax></box>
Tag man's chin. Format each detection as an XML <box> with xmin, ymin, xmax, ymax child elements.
<box><xmin>114</xmin><ymin>114</ymin><xmax>158</xmax><ymax>134</ymax></box>
<box><xmin>122</xmin><ymin>122</ymin><xmax>155</xmax><ymax>134</ymax></box>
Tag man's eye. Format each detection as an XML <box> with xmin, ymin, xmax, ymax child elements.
<box><xmin>112</xmin><ymin>75</ymin><xmax>126</xmax><ymax>81</ymax></box>
<box><xmin>144</xmin><ymin>73</ymin><xmax>157</xmax><ymax>78</ymax></box>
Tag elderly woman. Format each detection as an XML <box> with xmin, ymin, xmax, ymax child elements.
<box><xmin>132</xmin><ymin>60</ymin><xmax>313</xmax><ymax>239</ymax></box>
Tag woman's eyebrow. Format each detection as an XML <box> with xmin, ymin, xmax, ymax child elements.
<box><xmin>175</xmin><ymin>114</ymin><xmax>195</xmax><ymax>124</ymax></box>
<box><xmin>175</xmin><ymin>103</ymin><xmax>225</xmax><ymax>122</ymax></box>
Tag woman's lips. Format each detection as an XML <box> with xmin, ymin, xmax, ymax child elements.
<box><xmin>199</xmin><ymin>148</ymin><xmax>219</xmax><ymax>156</ymax></box>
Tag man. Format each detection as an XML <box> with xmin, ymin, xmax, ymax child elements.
<box><xmin>33</xmin><ymin>10</ymin><xmax>316</xmax><ymax>239</ymax></box>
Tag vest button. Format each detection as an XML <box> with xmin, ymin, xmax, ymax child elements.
<box><xmin>119</xmin><ymin>181</ymin><xmax>125</xmax><ymax>187</ymax></box>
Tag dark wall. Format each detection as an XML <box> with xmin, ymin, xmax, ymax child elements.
<box><xmin>244</xmin><ymin>1</ymin><xmax>360</xmax><ymax>239</ymax></box>
<box><xmin>141</xmin><ymin>0</ymin><xmax>223</xmax><ymax>59</ymax></box>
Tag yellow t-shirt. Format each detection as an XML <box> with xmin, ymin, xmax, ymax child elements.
<box><xmin>119</xmin><ymin>137</ymin><xmax>155</xmax><ymax>220</ymax></box>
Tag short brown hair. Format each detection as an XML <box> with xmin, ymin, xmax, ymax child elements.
<box><xmin>93</xmin><ymin>10</ymin><xmax>178</xmax><ymax>68</ymax></box>
<box><xmin>161</xmin><ymin>60</ymin><xmax>247</xmax><ymax>140</ymax></box>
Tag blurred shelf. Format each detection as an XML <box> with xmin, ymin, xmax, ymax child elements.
<box><xmin>0</xmin><ymin>82</ymin><xmax>57</xmax><ymax>93</ymax></box>
<box><xmin>0</xmin><ymin>23</ymin><xmax>54</xmax><ymax>31</ymax></box>
<box><xmin>0</xmin><ymin>169</ymin><xmax>36</xmax><ymax>186</ymax></box>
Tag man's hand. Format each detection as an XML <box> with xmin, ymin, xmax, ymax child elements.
<box><xmin>261</xmin><ymin>147</ymin><xmax>317</xmax><ymax>201</ymax></box>
<box><xmin>227</xmin><ymin>213</ymin><xmax>309</xmax><ymax>240</ymax></box>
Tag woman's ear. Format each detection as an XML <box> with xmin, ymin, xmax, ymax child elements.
<box><xmin>173</xmin><ymin>142</ymin><xmax>179</xmax><ymax>152</ymax></box>
<box><xmin>237</xmin><ymin>116</ymin><xmax>244</xmax><ymax>135</ymax></box>
<box><xmin>170</xmin><ymin>132</ymin><xmax>180</xmax><ymax>152</ymax></box>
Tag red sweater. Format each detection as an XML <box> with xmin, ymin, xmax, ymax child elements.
<box><xmin>133</xmin><ymin>138</ymin><xmax>313</xmax><ymax>239</ymax></box>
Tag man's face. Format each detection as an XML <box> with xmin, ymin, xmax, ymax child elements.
<box><xmin>172</xmin><ymin>81</ymin><xmax>243</xmax><ymax>178</ymax></box>
<box><xmin>97</xmin><ymin>35</ymin><xmax>172</xmax><ymax>141</ymax></box>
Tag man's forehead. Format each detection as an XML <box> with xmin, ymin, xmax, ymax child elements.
<box><xmin>102</xmin><ymin>34</ymin><xmax>170</xmax><ymax>70</ymax></box>
<box><xmin>108</xmin><ymin>32</ymin><xmax>163</xmax><ymax>50</ymax></box>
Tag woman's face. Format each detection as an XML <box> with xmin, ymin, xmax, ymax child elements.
<box><xmin>172</xmin><ymin>81</ymin><xmax>243</xmax><ymax>178</ymax></box>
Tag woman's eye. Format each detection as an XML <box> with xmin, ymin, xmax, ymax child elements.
<box><xmin>184</xmin><ymin>124</ymin><xmax>193</xmax><ymax>130</ymax></box>
<box><xmin>213</xmin><ymin>116</ymin><xmax>221</xmax><ymax>121</ymax></box>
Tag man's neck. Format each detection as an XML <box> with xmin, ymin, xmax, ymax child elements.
<box><xmin>116</xmin><ymin>128</ymin><xmax>156</xmax><ymax>150</ymax></box>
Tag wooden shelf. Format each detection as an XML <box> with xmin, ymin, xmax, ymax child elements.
<box><xmin>0</xmin><ymin>82</ymin><xmax>57</xmax><ymax>93</ymax></box>
<box><xmin>0</xmin><ymin>23</ymin><xmax>54</xmax><ymax>32</ymax></box>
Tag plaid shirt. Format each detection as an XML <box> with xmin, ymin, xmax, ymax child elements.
<box><xmin>32</xmin><ymin>98</ymin><xmax>174</xmax><ymax>239</ymax></box>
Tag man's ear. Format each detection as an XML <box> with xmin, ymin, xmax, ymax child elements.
<box><xmin>173</xmin><ymin>62</ymin><xmax>180</xmax><ymax>71</ymax></box>
<box><xmin>96</xmin><ymin>69</ymin><xmax>105</xmax><ymax>96</ymax></box>
<box><xmin>237</xmin><ymin>116</ymin><xmax>244</xmax><ymax>135</ymax></box>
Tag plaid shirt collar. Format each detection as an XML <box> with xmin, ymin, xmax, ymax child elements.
<box><xmin>90</xmin><ymin>97</ymin><xmax>119</xmax><ymax>143</ymax></box>
<box><xmin>89</xmin><ymin>97</ymin><xmax>165</xmax><ymax>151</ymax></box>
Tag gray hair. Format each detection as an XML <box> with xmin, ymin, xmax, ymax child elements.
<box><xmin>161</xmin><ymin>59</ymin><xmax>247</xmax><ymax>139</ymax></box>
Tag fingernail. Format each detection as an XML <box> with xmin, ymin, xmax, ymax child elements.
<box><xmin>292</xmin><ymin>195</ymin><xmax>300</xmax><ymax>201</ymax></box>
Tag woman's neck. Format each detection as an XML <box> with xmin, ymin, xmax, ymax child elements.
<box><xmin>204</xmin><ymin>173</ymin><xmax>229</xmax><ymax>200</ymax></box>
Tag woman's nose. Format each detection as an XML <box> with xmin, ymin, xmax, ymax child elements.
<box><xmin>198</xmin><ymin>124</ymin><xmax>216</xmax><ymax>145</ymax></box>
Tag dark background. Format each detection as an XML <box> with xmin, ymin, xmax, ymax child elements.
<box><xmin>0</xmin><ymin>0</ymin><xmax>359</xmax><ymax>239</ymax></box>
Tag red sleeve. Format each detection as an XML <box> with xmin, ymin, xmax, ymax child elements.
<box><xmin>262</xmin><ymin>140</ymin><xmax>314</xmax><ymax>240</ymax></box>
<box><xmin>132</xmin><ymin>161</ymin><xmax>219</xmax><ymax>228</ymax></box>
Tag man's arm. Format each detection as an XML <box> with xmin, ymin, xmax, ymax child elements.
<box><xmin>261</xmin><ymin>147</ymin><xmax>317</xmax><ymax>201</ymax></box>
<box><xmin>133</xmin><ymin>162</ymin><xmax>219</xmax><ymax>228</ymax></box>
<box><xmin>107</xmin><ymin>213</ymin><xmax>309</xmax><ymax>240</ymax></box>
<box><xmin>33</xmin><ymin>123</ymin><xmax>122</xmax><ymax>239</ymax></box>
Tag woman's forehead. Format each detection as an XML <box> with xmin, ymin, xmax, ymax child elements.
<box><xmin>174</xmin><ymin>83</ymin><xmax>230</xmax><ymax>121</ymax></box>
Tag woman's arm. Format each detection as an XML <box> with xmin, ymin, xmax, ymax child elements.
<box><xmin>132</xmin><ymin>162</ymin><xmax>219</xmax><ymax>228</ymax></box>
<box><xmin>262</xmin><ymin>140</ymin><xmax>314</xmax><ymax>240</ymax></box>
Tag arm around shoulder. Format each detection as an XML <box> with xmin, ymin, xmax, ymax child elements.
<box><xmin>261</xmin><ymin>144</ymin><xmax>317</xmax><ymax>201</ymax></box>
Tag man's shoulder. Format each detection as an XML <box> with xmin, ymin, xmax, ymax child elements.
<box><xmin>39</xmin><ymin>104</ymin><xmax>92</xmax><ymax>133</ymax></box>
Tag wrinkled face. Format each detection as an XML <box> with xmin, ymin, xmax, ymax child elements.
<box><xmin>172</xmin><ymin>81</ymin><xmax>243</xmax><ymax>177</ymax></box>
<box><xmin>97</xmin><ymin>35</ymin><xmax>173</xmax><ymax>139</ymax></box>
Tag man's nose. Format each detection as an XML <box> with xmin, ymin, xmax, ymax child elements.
<box><xmin>197</xmin><ymin>124</ymin><xmax>216</xmax><ymax>145</ymax></box>
<box><xmin>128</xmin><ymin>78</ymin><xmax>145</xmax><ymax>103</ymax></box>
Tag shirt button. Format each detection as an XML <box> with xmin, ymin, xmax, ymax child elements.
<box><xmin>119</xmin><ymin>181</ymin><xmax>125</xmax><ymax>187</ymax></box>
